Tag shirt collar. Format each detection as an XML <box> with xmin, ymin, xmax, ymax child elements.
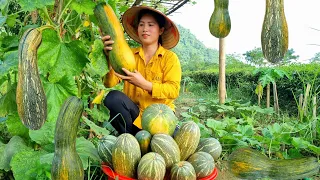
<box><xmin>134</xmin><ymin>44</ymin><xmax>165</xmax><ymax>57</ymax></box>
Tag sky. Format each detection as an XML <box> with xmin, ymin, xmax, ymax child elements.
<box><xmin>168</xmin><ymin>0</ymin><xmax>320</xmax><ymax>62</ymax></box>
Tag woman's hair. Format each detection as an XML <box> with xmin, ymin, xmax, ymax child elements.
<box><xmin>136</xmin><ymin>9</ymin><xmax>166</xmax><ymax>45</ymax></box>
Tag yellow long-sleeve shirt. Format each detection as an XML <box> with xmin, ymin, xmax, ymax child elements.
<box><xmin>103</xmin><ymin>45</ymin><xmax>182</xmax><ymax>129</ymax></box>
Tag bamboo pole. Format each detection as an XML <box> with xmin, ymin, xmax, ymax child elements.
<box><xmin>219</xmin><ymin>38</ymin><xmax>226</xmax><ymax>104</ymax></box>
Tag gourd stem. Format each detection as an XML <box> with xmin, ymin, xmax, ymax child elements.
<box><xmin>76</xmin><ymin>76</ymin><xmax>81</xmax><ymax>98</ymax></box>
<box><xmin>7</xmin><ymin>74</ymin><xmax>11</xmax><ymax>91</ymax></box>
<box><xmin>37</xmin><ymin>25</ymin><xmax>55</xmax><ymax>32</ymax></box>
<box><xmin>57</xmin><ymin>0</ymin><xmax>73</xmax><ymax>23</ymax></box>
<box><xmin>40</xmin><ymin>7</ymin><xmax>55</xmax><ymax>26</ymax></box>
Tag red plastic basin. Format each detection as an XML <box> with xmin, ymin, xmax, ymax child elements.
<box><xmin>101</xmin><ymin>163</ymin><xmax>218</xmax><ymax>180</ymax></box>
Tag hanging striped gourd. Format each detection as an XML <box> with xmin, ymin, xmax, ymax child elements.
<box><xmin>16</xmin><ymin>28</ymin><xmax>47</xmax><ymax>130</ymax></box>
<box><xmin>209</xmin><ymin>0</ymin><xmax>231</xmax><ymax>38</ymax></box>
<box><xmin>261</xmin><ymin>0</ymin><xmax>288</xmax><ymax>63</ymax></box>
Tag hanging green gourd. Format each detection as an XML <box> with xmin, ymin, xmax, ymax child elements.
<box><xmin>209</xmin><ymin>0</ymin><xmax>231</xmax><ymax>38</ymax></box>
<box><xmin>261</xmin><ymin>0</ymin><xmax>288</xmax><ymax>63</ymax></box>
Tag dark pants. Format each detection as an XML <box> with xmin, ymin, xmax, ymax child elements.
<box><xmin>103</xmin><ymin>90</ymin><xmax>141</xmax><ymax>135</ymax></box>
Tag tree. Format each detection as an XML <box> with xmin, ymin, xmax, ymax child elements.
<box><xmin>310</xmin><ymin>52</ymin><xmax>320</xmax><ymax>63</ymax></box>
<box><xmin>283</xmin><ymin>48</ymin><xmax>299</xmax><ymax>64</ymax></box>
<box><xmin>226</xmin><ymin>53</ymin><xmax>251</xmax><ymax>68</ymax></box>
<box><xmin>243</xmin><ymin>47</ymin><xmax>265</xmax><ymax>66</ymax></box>
<box><xmin>243</xmin><ymin>47</ymin><xmax>299</xmax><ymax>66</ymax></box>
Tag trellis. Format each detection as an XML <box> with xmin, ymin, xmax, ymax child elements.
<box><xmin>121</xmin><ymin>0</ymin><xmax>192</xmax><ymax>15</ymax></box>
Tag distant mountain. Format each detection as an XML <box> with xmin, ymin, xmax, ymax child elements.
<box><xmin>171</xmin><ymin>24</ymin><xmax>219</xmax><ymax>64</ymax></box>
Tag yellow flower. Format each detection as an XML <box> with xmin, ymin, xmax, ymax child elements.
<box><xmin>92</xmin><ymin>90</ymin><xmax>106</xmax><ymax>104</ymax></box>
<box><xmin>83</xmin><ymin>20</ymin><xmax>91</xmax><ymax>27</ymax></box>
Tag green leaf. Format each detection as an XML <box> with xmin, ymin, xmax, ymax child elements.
<box><xmin>197</xmin><ymin>123</ymin><xmax>211</xmax><ymax>138</ymax></box>
<box><xmin>0</xmin><ymin>0</ymin><xmax>8</xmax><ymax>10</ymax></box>
<box><xmin>206</xmin><ymin>119</ymin><xmax>228</xmax><ymax>137</ymax></box>
<box><xmin>0</xmin><ymin>142</ymin><xmax>6</xmax><ymax>169</ymax></box>
<box><xmin>6</xmin><ymin>113</ymin><xmax>29</xmax><ymax>138</ymax></box>
<box><xmin>206</xmin><ymin>118</ymin><xmax>227</xmax><ymax>131</ymax></box>
<box><xmin>11</xmin><ymin>149</ymin><xmax>49</xmax><ymax>180</ymax></box>
<box><xmin>307</xmin><ymin>144</ymin><xmax>320</xmax><ymax>155</ymax></box>
<box><xmin>38</xmin><ymin>29</ymin><xmax>89</xmax><ymax>82</ymax></box>
<box><xmin>88</xmin><ymin>39</ymin><xmax>108</xmax><ymax>77</ymax></box>
<box><xmin>44</xmin><ymin>75</ymin><xmax>78</xmax><ymax>122</ymax></box>
<box><xmin>236</xmin><ymin>125</ymin><xmax>254</xmax><ymax>137</ymax></box>
<box><xmin>287</xmin><ymin>148</ymin><xmax>303</xmax><ymax>158</ymax></box>
<box><xmin>76</xmin><ymin>137</ymin><xmax>101</xmax><ymax>170</ymax></box>
<box><xmin>0</xmin><ymin>50</ymin><xmax>18</xmax><ymax>77</ymax></box>
<box><xmin>85</xmin><ymin>106</ymin><xmax>109</xmax><ymax>123</ymax></box>
<box><xmin>0</xmin><ymin>136</ymin><xmax>30</xmax><ymax>171</ymax></box>
<box><xmin>0</xmin><ymin>82</ymin><xmax>17</xmax><ymax>117</ymax></box>
<box><xmin>259</xmin><ymin>74</ymin><xmax>274</xmax><ymax>87</ymax></box>
<box><xmin>39</xmin><ymin>152</ymin><xmax>53</xmax><ymax>165</ymax></box>
<box><xmin>262</xmin><ymin>127</ymin><xmax>272</xmax><ymax>139</ymax></box>
<box><xmin>29</xmin><ymin>121</ymin><xmax>56</xmax><ymax>145</ymax></box>
<box><xmin>6</xmin><ymin>14</ymin><xmax>18</xmax><ymax>27</ymax></box>
<box><xmin>70</xmin><ymin>0</ymin><xmax>96</xmax><ymax>15</ymax></box>
<box><xmin>271</xmin><ymin>68</ymin><xmax>290</xmax><ymax>79</ymax></box>
<box><xmin>17</xmin><ymin>0</ymin><xmax>54</xmax><ymax>11</ymax></box>
<box><xmin>0</xmin><ymin>15</ymin><xmax>7</xmax><ymax>26</ymax></box>
<box><xmin>0</xmin><ymin>35</ymin><xmax>19</xmax><ymax>50</ymax></box>
<box><xmin>291</xmin><ymin>137</ymin><xmax>309</xmax><ymax>149</ymax></box>
<box><xmin>83</xmin><ymin>116</ymin><xmax>110</xmax><ymax>137</ymax></box>
<box><xmin>180</xmin><ymin>112</ymin><xmax>192</xmax><ymax>118</ymax></box>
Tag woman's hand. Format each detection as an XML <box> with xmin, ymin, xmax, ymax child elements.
<box><xmin>115</xmin><ymin>68</ymin><xmax>153</xmax><ymax>92</ymax></box>
<box><xmin>101</xmin><ymin>35</ymin><xmax>114</xmax><ymax>70</ymax></box>
<box><xmin>101</xmin><ymin>35</ymin><xmax>114</xmax><ymax>55</ymax></box>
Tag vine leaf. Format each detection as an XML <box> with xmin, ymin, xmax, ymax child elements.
<box><xmin>6</xmin><ymin>113</ymin><xmax>29</xmax><ymax>138</ymax></box>
<box><xmin>37</xmin><ymin>29</ymin><xmax>89</xmax><ymax>82</ymax></box>
<box><xmin>70</xmin><ymin>0</ymin><xmax>96</xmax><ymax>15</ymax></box>
<box><xmin>44</xmin><ymin>75</ymin><xmax>78</xmax><ymax>120</ymax></box>
<box><xmin>17</xmin><ymin>0</ymin><xmax>54</xmax><ymax>11</ymax></box>
<box><xmin>0</xmin><ymin>50</ymin><xmax>18</xmax><ymax>77</ymax></box>
<box><xmin>88</xmin><ymin>39</ymin><xmax>109</xmax><ymax>77</ymax></box>
<box><xmin>0</xmin><ymin>0</ymin><xmax>8</xmax><ymax>10</ymax></box>
<box><xmin>10</xmin><ymin>149</ymin><xmax>48</xmax><ymax>180</ymax></box>
<box><xmin>0</xmin><ymin>83</ymin><xmax>17</xmax><ymax>117</ymax></box>
<box><xmin>0</xmin><ymin>15</ymin><xmax>7</xmax><ymax>26</ymax></box>
<box><xmin>76</xmin><ymin>137</ymin><xmax>101</xmax><ymax>169</ymax></box>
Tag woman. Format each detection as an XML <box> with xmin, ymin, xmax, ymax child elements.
<box><xmin>101</xmin><ymin>6</ymin><xmax>181</xmax><ymax>135</ymax></box>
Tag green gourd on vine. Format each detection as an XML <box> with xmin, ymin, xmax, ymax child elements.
<box><xmin>209</xmin><ymin>0</ymin><xmax>231</xmax><ymax>38</ymax></box>
<box><xmin>51</xmin><ymin>96</ymin><xmax>84</xmax><ymax>180</ymax></box>
<box><xmin>261</xmin><ymin>0</ymin><xmax>288</xmax><ymax>63</ymax></box>
<box><xmin>228</xmin><ymin>147</ymin><xmax>319</xmax><ymax>180</ymax></box>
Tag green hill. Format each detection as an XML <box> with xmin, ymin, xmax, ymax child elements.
<box><xmin>171</xmin><ymin>24</ymin><xmax>219</xmax><ymax>71</ymax></box>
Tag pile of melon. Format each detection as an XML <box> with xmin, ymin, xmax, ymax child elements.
<box><xmin>97</xmin><ymin>104</ymin><xmax>222</xmax><ymax>180</ymax></box>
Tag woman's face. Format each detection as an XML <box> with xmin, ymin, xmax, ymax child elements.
<box><xmin>137</xmin><ymin>14</ymin><xmax>164</xmax><ymax>46</ymax></box>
